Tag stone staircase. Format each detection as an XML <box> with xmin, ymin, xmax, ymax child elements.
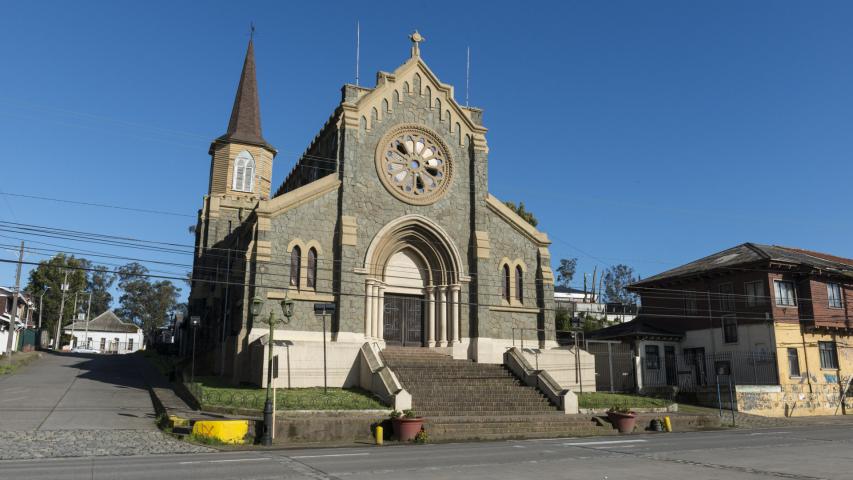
<box><xmin>381</xmin><ymin>347</ymin><xmax>603</xmax><ymax>440</ymax></box>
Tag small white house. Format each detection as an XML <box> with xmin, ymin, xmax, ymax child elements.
<box><xmin>63</xmin><ymin>310</ymin><xmax>145</xmax><ymax>354</ymax></box>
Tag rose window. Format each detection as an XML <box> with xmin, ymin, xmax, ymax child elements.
<box><xmin>375</xmin><ymin>126</ymin><xmax>452</xmax><ymax>204</ymax></box>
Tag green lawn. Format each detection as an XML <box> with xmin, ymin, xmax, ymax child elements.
<box><xmin>577</xmin><ymin>392</ymin><xmax>672</xmax><ymax>409</ymax></box>
<box><xmin>191</xmin><ymin>376</ymin><xmax>387</xmax><ymax>411</ymax></box>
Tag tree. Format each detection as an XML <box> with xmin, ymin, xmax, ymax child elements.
<box><xmin>602</xmin><ymin>264</ymin><xmax>639</xmax><ymax>305</ymax></box>
<box><xmin>116</xmin><ymin>262</ymin><xmax>180</xmax><ymax>335</ymax></box>
<box><xmin>556</xmin><ymin>258</ymin><xmax>577</xmax><ymax>288</ymax></box>
<box><xmin>25</xmin><ymin>254</ymin><xmax>88</xmax><ymax>337</ymax></box>
<box><xmin>88</xmin><ymin>265</ymin><xmax>115</xmax><ymax>316</ymax></box>
<box><xmin>504</xmin><ymin>201</ymin><xmax>538</xmax><ymax>227</ymax></box>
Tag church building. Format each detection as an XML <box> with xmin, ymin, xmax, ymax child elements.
<box><xmin>189</xmin><ymin>32</ymin><xmax>569</xmax><ymax>389</ymax></box>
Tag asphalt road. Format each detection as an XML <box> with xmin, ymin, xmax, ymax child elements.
<box><xmin>2</xmin><ymin>424</ymin><xmax>852</xmax><ymax>480</ymax></box>
<box><xmin>0</xmin><ymin>352</ymin><xmax>156</xmax><ymax>430</ymax></box>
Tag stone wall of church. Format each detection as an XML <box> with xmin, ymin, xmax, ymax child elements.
<box><xmin>337</xmin><ymin>80</ymin><xmax>478</xmax><ymax>338</ymax></box>
<box><xmin>257</xmin><ymin>187</ymin><xmax>339</xmax><ymax>333</ymax></box>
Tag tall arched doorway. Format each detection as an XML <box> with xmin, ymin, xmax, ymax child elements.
<box><xmin>362</xmin><ymin>215</ymin><xmax>466</xmax><ymax>348</ymax></box>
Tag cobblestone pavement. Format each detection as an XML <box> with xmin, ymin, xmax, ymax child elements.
<box><xmin>0</xmin><ymin>430</ymin><xmax>214</xmax><ymax>460</ymax></box>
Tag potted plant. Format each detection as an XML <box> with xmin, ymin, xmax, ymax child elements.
<box><xmin>391</xmin><ymin>409</ymin><xmax>425</xmax><ymax>442</ymax></box>
<box><xmin>607</xmin><ymin>405</ymin><xmax>637</xmax><ymax>434</ymax></box>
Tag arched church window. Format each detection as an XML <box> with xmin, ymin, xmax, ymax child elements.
<box><xmin>435</xmin><ymin>99</ymin><xmax>442</xmax><ymax>119</ymax></box>
<box><xmin>456</xmin><ymin>122</ymin><xmax>462</xmax><ymax>144</ymax></box>
<box><xmin>502</xmin><ymin>264</ymin><xmax>511</xmax><ymax>301</ymax></box>
<box><xmin>371</xmin><ymin>107</ymin><xmax>378</xmax><ymax>127</ymax></box>
<box><xmin>290</xmin><ymin>246</ymin><xmax>301</xmax><ymax>287</ymax></box>
<box><xmin>515</xmin><ymin>265</ymin><xmax>524</xmax><ymax>303</ymax></box>
<box><xmin>382</xmin><ymin>98</ymin><xmax>390</xmax><ymax>113</ymax></box>
<box><xmin>307</xmin><ymin>247</ymin><xmax>317</xmax><ymax>289</ymax></box>
<box><xmin>232</xmin><ymin>151</ymin><xmax>255</xmax><ymax>192</ymax></box>
<box><xmin>394</xmin><ymin>90</ymin><xmax>400</xmax><ymax>104</ymax></box>
<box><xmin>413</xmin><ymin>74</ymin><xmax>422</xmax><ymax>95</ymax></box>
<box><xmin>425</xmin><ymin>85</ymin><xmax>431</xmax><ymax>105</ymax></box>
<box><xmin>403</xmin><ymin>82</ymin><xmax>410</xmax><ymax>94</ymax></box>
<box><xmin>360</xmin><ymin>116</ymin><xmax>367</xmax><ymax>131</ymax></box>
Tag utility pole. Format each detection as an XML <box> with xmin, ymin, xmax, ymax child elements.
<box><xmin>5</xmin><ymin>241</ymin><xmax>24</xmax><ymax>366</ymax></box>
<box><xmin>38</xmin><ymin>286</ymin><xmax>49</xmax><ymax>329</ymax></box>
<box><xmin>83</xmin><ymin>291</ymin><xmax>92</xmax><ymax>349</ymax></box>
<box><xmin>54</xmin><ymin>270</ymin><xmax>69</xmax><ymax>350</ymax></box>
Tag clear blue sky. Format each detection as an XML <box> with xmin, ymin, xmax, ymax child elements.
<box><xmin>1</xmin><ymin>1</ymin><xmax>851</xmax><ymax>302</ymax></box>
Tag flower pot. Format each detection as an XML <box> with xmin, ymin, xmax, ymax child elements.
<box><xmin>607</xmin><ymin>411</ymin><xmax>637</xmax><ymax>434</ymax></box>
<box><xmin>392</xmin><ymin>417</ymin><xmax>424</xmax><ymax>442</ymax></box>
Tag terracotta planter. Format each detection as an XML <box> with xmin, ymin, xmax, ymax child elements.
<box><xmin>607</xmin><ymin>411</ymin><xmax>637</xmax><ymax>434</ymax></box>
<box><xmin>392</xmin><ymin>417</ymin><xmax>424</xmax><ymax>442</ymax></box>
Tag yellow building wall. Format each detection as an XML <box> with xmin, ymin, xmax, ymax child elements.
<box><xmin>742</xmin><ymin>323</ymin><xmax>853</xmax><ymax>417</ymax></box>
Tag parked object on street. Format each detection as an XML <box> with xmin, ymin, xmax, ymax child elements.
<box><xmin>606</xmin><ymin>407</ymin><xmax>637</xmax><ymax>433</ymax></box>
<box><xmin>391</xmin><ymin>409</ymin><xmax>424</xmax><ymax>442</ymax></box>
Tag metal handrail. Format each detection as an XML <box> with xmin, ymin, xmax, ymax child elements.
<box><xmin>510</xmin><ymin>327</ymin><xmax>584</xmax><ymax>350</ymax></box>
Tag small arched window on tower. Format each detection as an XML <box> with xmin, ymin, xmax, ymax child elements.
<box><xmin>290</xmin><ymin>246</ymin><xmax>301</xmax><ymax>287</ymax></box>
<box><xmin>502</xmin><ymin>264</ymin><xmax>511</xmax><ymax>302</ymax></box>
<box><xmin>436</xmin><ymin>99</ymin><xmax>442</xmax><ymax>119</ymax></box>
<box><xmin>307</xmin><ymin>247</ymin><xmax>317</xmax><ymax>289</ymax></box>
<box><xmin>515</xmin><ymin>265</ymin><xmax>524</xmax><ymax>303</ymax></box>
<box><xmin>232</xmin><ymin>151</ymin><xmax>255</xmax><ymax>192</ymax></box>
<box><xmin>382</xmin><ymin>98</ymin><xmax>390</xmax><ymax>113</ymax></box>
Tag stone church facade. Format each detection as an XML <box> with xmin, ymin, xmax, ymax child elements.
<box><xmin>190</xmin><ymin>33</ymin><xmax>561</xmax><ymax>388</ymax></box>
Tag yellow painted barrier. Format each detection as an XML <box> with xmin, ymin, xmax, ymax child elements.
<box><xmin>376</xmin><ymin>426</ymin><xmax>383</xmax><ymax>445</ymax></box>
<box><xmin>168</xmin><ymin>415</ymin><xmax>190</xmax><ymax>428</ymax></box>
<box><xmin>663</xmin><ymin>416</ymin><xmax>672</xmax><ymax>432</ymax></box>
<box><xmin>191</xmin><ymin>419</ymin><xmax>250</xmax><ymax>444</ymax></box>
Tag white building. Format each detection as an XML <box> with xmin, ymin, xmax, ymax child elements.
<box><xmin>63</xmin><ymin>310</ymin><xmax>145</xmax><ymax>354</ymax></box>
<box><xmin>554</xmin><ymin>286</ymin><xmax>637</xmax><ymax>324</ymax></box>
<box><xmin>1</xmin><ymin>287</ymin><xmax>35</xmax><ymax>355</ymax></box>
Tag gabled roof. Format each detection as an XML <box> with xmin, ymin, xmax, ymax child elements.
<box><xmin>632</xmin><ymin>243</ymin><xmax>853</xmax><ymax>287</ymax></box>
<box><xmin>64</xmin><ymin>310</ymin><xmax>139</xmax><ymax>333</ymax></box>
<box><xmin>213</xmin><ymin>39</ymin><xmax>275</xmax><ymax>152</ymax></box>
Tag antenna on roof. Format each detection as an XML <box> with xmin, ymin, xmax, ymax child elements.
<box><xmin>465</xmin><ymin>46</ymin><xmax>470</xmax><ymax>107</ymax></box>
<box><xmin>355</xmin><ymin>20</ymin><xmax>360</xmax><ymax>86</ymax></box>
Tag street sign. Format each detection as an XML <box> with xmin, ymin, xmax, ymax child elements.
<box><xmin>190</xmin><ymin>316</ymin><xmax>201</xmax><ymax>327</ymax></box>
<box><xmin>313</xmin><ymin>303</ymin><xmax>336</xmax><ymax>315</ymax></box>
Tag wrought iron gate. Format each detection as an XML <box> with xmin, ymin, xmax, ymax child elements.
<box><xmin>383</xmin><ymin>294</ymin><xmax>424</xmax><ymax>346</ymax></box>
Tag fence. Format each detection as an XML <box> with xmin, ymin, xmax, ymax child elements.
<box><xmin>642</xmin><ymin>351</ymin><xmax>779</xmax><ymax>391</ymax></box>
<box><xmin>585</xmin><ymin>341</ymin><xmax>636</xmax><ymax>392</ymax></box>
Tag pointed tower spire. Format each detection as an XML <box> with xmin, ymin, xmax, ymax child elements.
<box><xmin>218</xmin><ymin>38</ymin><xmax>273</xmax><ymax>150</ymax></box>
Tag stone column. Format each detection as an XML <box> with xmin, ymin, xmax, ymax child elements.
<box><xmin>437</xmin><ymin>286</ymin><xmax>447</xmax><ymax>347</ymax></box>
<box><xmin>451</xmin><ymin>285</ymin><xmax>460</xmax><ymax>344</ymax></box>
<box><xmin>364</xmin><ymin>280</ymin><xmax>374</xmax><ymax>339</ymax></box>
<box><xmin>426</xmin><ymin>286</ymin><xmax>435</xmax><ymax>347</ymax></box>
<box><xmin>377</xmin><ymin>285</ymin><xmax>386</xmax><ymax>341</ymax></box>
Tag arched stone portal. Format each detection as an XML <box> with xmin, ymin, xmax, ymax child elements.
<box><xmin>362</xmin><ymin>215</ymin><xmax>465</xmax><ymax>347</ymax></box>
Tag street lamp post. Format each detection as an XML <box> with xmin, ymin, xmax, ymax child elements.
<box><xmin>38</xmin><ymin>286</ymin><xmax>49</xmax><ymax>330</ymax></box>
<box><xmin>250</xmin><ymin>293</ymin><xmax>294</xmax><ymax>447</ymax></box>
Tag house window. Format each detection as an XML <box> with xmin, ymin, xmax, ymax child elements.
<box><xmin>774</xmin><ymin>280</ymin><xmax>796</xmax><ymax>306</ymax></box>
<box><xmin>307</xmin><ymin>248</ymin><xmax>317</xmax><ymax>289</ymax></box>
<box><xmin>722</xmin><ymin>315</ymin><xmax>738</xmax><ymax>343</ymax></box>
<box><xmin>501</xmin><ymin>264</ymin><xmax>511</xmax><ymax>302</ymax></box>
<box><xmin>128</xmin><ymin>338</ymin><xmax>134</xmax><ymax>351</ymax></box>
<box><xmin>685</xmin><ymin>291</ymin><xmax>698</xmax><ymax>315</ymax></box>
<box><xmin>718</xmin><ymin>283</ymin><xmax>735</xmax><ymax>312</ymax></box>
<box><xmin>645</xmin><ymin>345</ymin><xmax>660</xmax><ymax>370</ymax></box>
<box><xmin>290</xmin><ymin>246</ymin><xmax>301</xmax><ymax>287</ymax></box>
<box><xmin>818</xmin><ymin>341</ymin><xmax>839</xmax><ymax>369</ymax></box>
<box><xmin>515</xmin><ymin>265</ymin><xmax>523</xmax><ymax>303</ymax></box>
<box><xmin>827</xmin><ymin>283</ymin><xmax>842</xmax><ymax>309</ymax></box>
<box><xmin>100</xmin><ymin>338</ymin><xmax>106</xmax><ymax>351</ymax></box>
<box><xmin>744</xmin><ymin>281</ymin><xmax>765</xmax><ymax>307</ymax></box>
<box><xmin>232</xmin><ymin>151</ymin><xmax>255</xmax><ymax>193</ymax></box>
<box><xmin>787</xmin><ymin>348</ymin><xmax>800</xmax><ymax>377</ymax></box>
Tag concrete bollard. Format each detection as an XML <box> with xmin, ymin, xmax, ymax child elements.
<box><xmin>375</xmin><ymin>426</ymin><xmax>383</xmax><ymax>445</ymax></box>
<box><xmin>663</xmin><ymin>416</ymin><xmax>672</xmax><ymax>433</ymax></box>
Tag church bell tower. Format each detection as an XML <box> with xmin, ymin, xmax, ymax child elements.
<box><xmin>208</xmin><ymin>38</ymin><xmax>276</xmax><ymax>199</ymax></box>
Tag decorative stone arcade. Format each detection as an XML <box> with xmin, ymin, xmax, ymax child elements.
<box><xmin>360</xmin><ymin>215</ymin><xmax>466</xmax><ymax>347</ymax></box>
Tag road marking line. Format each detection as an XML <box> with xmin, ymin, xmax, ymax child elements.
<box><xmin>749</xmin><ymin>431</ymin><xmax>790</xmax><ymax>436</ymax></box>
<box><xmin>291</xmin><ymin>453</ymin><xmax>370</xmax><ymax>459</ymax></box>
<box><xmin>564</xmin><ymin>439</ymin><xmax>648</xmax><ymax>446</ymax></box>
<box><xmin>178</xmin><ymin>457</ymin><xmax>270</xmax><ymax>465</ymax></box>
